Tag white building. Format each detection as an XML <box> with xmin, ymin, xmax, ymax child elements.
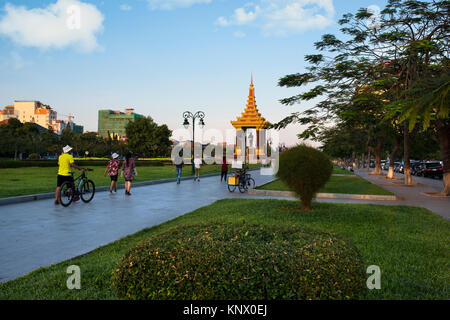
<box><xmin>13</xmin><ymin>101</ymin><xmax>57</xmax><ymax>129</ymax></box>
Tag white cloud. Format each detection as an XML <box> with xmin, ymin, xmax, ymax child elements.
<box><xmin>234</xmin><ymin>31</ymin><xmax>246</xmax><ymax>38</ymax></box>
<box><xmin>147</xmin><ymin>0</ymin><xmax>212</xmax><ymax>10</ymax></box>
<box><xmin>120</xmin><ymin>4</ymin><xmax>132</xmax><ymax>11</ymax></box>
<box><xmin>216</xmin><ymin>6</ymin><xmax>260</xmax><ymax>27</ymax></box>
<box><xmin>216</xmin><ymin>0</ymin><xmax>335</xmax><ymax>36</ymax></box>
<box><xmin>0</xmin><ymin>0</ymin><xmax>104</xmax><ymax>52</ymax></box>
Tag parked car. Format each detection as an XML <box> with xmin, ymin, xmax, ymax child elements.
<box><xmin>411</xmin><ymin>162</ymin><xmax>423</xmax><ymax>176</ymax></box>
<box><xmin>382</xmin><ymin>161</ymin><xmax>392</xmax><ymax>171</ymax></box>
<box><xmin>393</xmin><ymin>162</ymin><xmax>402</xmax><ymax>173</ymax></box>
<box><xmin>417</xmin><ymin>162</ymin><xmax>443</xmax><ymax>179</ymax></box>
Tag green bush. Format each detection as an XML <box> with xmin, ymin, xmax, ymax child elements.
<box><xmin>112</xmin><ymin>223</ymin><xmax>366</xmax><ymax>300</ymax></box>
<box><xmin>277</xmin><ymin>144</ymin><xmax>333</xmax><ymax>211</ymax></box>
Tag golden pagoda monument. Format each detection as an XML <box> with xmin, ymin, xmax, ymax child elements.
<box><xmin>231</xmin><ymin>74</ymin><xmax>270</xmax><ymax>161</ymax></box>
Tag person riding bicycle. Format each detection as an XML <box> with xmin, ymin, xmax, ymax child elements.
<box><xmin>54</xmin><ymin>145</ymin><xmax>85</xmax><ymax>205</ymax></box>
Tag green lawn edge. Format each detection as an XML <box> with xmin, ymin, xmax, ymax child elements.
<box><xmin>257</xmin><ymin>176</ymin><xmax>394</xmax><ymax>196</ymax></box>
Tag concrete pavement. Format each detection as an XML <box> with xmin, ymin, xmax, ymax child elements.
<box><xmin>0</xmin><ymin>171</ymin><xmax>275</xmax><ymax>283</ymax></box>
<box><xmin>355</xmin><ymin>169</ymin><xmax>450</xmax><ymax>220</ymax></box>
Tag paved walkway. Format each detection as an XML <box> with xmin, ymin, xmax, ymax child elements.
<box><xmin>0</xmin><ymin>171</ymin><xmax>275</xmax><ymax>283</ymax></box>
<box><xmin>354</xmin><ymin>169</ymin><xmax>450</xmax><ymax>220</ymax></box>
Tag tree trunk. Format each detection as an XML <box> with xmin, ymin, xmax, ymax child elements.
<box><xmin>362</xmin><ymin>153</ymin><xmax>366</xmax><ymax>169</ymax></box>
<box><xmin>367</xmin><ymin>150</ymin><xmax>371</xmax><ymax>172</ymax></box>
<box><xmin>369</xmin><ymin>139</ymin><xmax>383</xmax><ymax>175</ymax></box>
<box><xmin>403</xmin><ymin>125</ymin><xmax>416</xmax><ymax>185</ymax></box>
<box><xmin>386</xmin><ymin>136</ymin><xmax>401</xmax><ymax>179</ymax></box>
<box><xmin>437</xmin><ymin>121</ymin><xmax>450</xmax><ymax>196</ymax></box>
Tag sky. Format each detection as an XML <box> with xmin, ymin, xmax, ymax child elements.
<box><xmin>0</xmin><ymin>0</ymin><xmax>388</xmax><ymax>146</ymax></box>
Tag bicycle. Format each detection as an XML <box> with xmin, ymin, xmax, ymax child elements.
<box><xmin>59</xmin><ymin>168</ymin><xmax>96</xmax><ymax>207</ymax></box>
<box><xmin>227</xmin><ymin>168</ymin><xmax>256</xmax><ymax>193</ymax></box>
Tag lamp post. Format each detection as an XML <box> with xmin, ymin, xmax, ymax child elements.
<box><xmin>183</xmin><ymin>111</ymin><xmax>205</xmax><ymax>174</ymax></box>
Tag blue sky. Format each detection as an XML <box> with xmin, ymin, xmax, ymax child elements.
<box><xmin>0</xmin><ymin>0</ymin><xmax>388</xmax><ymax>146</ymax></box>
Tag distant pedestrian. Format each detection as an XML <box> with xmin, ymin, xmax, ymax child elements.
<box><xmin>174</xmin><ymin>159</ymin><xmax>183</xmax><ymax>184</ymax></box>
<box><xmin>104</xmin><ymin>153</ymin><xmax>120</xmax><ymax>193</ymax></box>
<box><xmin>122</xmin><ymin>152</ymin><xmax>136</xmax><ymax>195</ymax></box>
<box><xmin>194</xmin><ymin>157</ymin><xmax>202</xmax><ymax>182</ymax></box>
<box><xmin>221</xmin><ymin>156</ymin><xmax>228</xmax><ymax>182</ymax></box>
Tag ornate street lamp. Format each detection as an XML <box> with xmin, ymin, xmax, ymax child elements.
<box><xmin>182</xmin><ymin>110</ymin><xmax>206</xmax><ymax>174</ymax></box>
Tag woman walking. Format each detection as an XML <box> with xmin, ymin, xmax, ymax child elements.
<box><xmin>194</xmin><ymin>157</ymin><xmax>202</xmax><ymax>182</ymax></box>
<box><xmin>104</xmin><ymin>153</ymin><xmax>120</xmax><ymax>193</ymax></box>
<box><xmin>122</xmin><ymin>152</ymin><xmax>136</xmax><ymax>195</ymax></box>
<box><xmin>221</xmin><ymin>156</ymin><xmax>228</xmax><ymax>182</ymax></box>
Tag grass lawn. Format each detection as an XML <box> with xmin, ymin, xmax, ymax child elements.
<box><xmin>0</xmin><ymin>199</ymin><xmax>448</xmax><ymax>300</ymax></box>
<box><xmin>333</xmin><ymin>165</ymin><xmax>355</xmax><ymax>175</ymax></box>
<box><xmin>0</xmin><ymin>164</ymin><xmax>259</xmax><ymax>199</ymax></box>
<box><xmin>257</xmin><ymin>176</ymin><xmax>394</xmax><ymax>196</ymax></box>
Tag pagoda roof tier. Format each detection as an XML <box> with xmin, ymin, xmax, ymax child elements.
<box><xmin>231</xmin><ymin>75</ymin><xmax>270</xmax><ymax>130</ymax></box>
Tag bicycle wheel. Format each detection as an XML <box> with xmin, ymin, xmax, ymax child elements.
<box><xmin>80</xmin><ymin>179</ymin><xmax>96</xmax><ymax>203</ymax></box>
<box><xmin>247</xmin><ymin>178</ymin><xmax>256</xmax><ymax>189</ymax></box>
<box><xmin>238</xmin><ymin>180</ymin><xmax>247</xmax><ymax>193</ymax></box>
<box><xmin>228</xmin><ymin>184</ymin><xmax>236</xmax><ymax>192</ymax></box>
<box><xmin>59</xmin><ymin>181</ymin><xmax>74</xmax><ymax>207</ymax></box>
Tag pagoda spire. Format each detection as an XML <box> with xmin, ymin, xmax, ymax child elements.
<box><xmin>231</xmin><ymin>74</ymin><xmax>269</xmax><ymax>130</ymax></box>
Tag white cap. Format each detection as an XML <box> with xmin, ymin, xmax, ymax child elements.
<box><xmin>63</xmin><ymin>145</ymin><xmax>73</xmax><ymax>154</ymax></box>
<box><xmin>112</xmin><ymin>153</ymin><xmax>119</xmax><ymax>159</ymax></box>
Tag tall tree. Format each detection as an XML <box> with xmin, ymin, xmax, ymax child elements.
<box><xmin>125</xmin><ymin>117</ymin><xmax>173</xmax><ymax>157</ymax></box>
<box><xmin>274</xmin><ymin>0</ymin><xmax>448</xmax><ymax>186</ymax></box>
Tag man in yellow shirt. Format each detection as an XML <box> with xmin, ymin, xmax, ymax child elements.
<box><xmin>55</xmin><ymin>145</ymin><xmax>85</xmax><ymax>205</ymax></box>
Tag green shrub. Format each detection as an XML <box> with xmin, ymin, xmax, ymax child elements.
<box><xmin>277</xmin><ymin>144</ymin><xmax>333</xmax><ymax>211</ymax></box>
<box><xmin>112</xmin><ymin>223</ymin><xmax>366</xmax><ymax>300</ymax></box>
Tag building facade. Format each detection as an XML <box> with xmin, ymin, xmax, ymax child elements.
<box><xmin>0</xmin><ymin>101</ymin><xmax>84</xmax><ymax>135</ymax></box>
<box><xmin>98</xmin><ymin>108</ymin><xmax>144</xmax><ymax>140</ymax></box>
<box><xmin>0</xmin><ymin>105</ymin><xmax>17</xmax><ymax>121</ymax></box>
<box><xmin>51</xmin><ymin>119</ymin><xmax>84</xmax><ymax>135</ymax></box>
<box><xmin>13</xmin><ymin>101</ymin><xmax>57</xmax><ymax>129</ymax></box>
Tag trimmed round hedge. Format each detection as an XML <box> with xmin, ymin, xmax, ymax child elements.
<box><xmin>112</xmin><ymin>223</ymin><xmax>366</xmax><ymax>300</ymax></box>
<box><xmin>277</xmin><ymin>144</ymin><xmax>333</xmax><ymax>211</ymax></box>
